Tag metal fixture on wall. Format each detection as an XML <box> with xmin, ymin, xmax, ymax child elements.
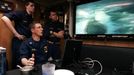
<box><xmin>0</xmin><ymin>1</ymin><xmax>14</xmax><ymax>12</ymax></box>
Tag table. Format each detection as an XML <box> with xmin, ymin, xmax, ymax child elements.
<box><xmin>6</xmin><ymin>65</ymin><xmax>95</xmax><ymax>75</ymax></box>
<box><xmin>6</xmin><ymin>69</ymin><xmax>42</xmax><ymax>75</ymax></box>
<box><xmin>6</xmin><ymin>65</ymin><xmax>42</xmax><ymax>75</ymax></box>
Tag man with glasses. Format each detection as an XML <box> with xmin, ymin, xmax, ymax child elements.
<box><xmin>1</xmin><ymin>0</ymin><xmax>35</xmax><ymax>69</ymax></box>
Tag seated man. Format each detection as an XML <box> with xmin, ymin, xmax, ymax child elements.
<box><xmin>19</xmin><ymin>22</ymin><xmax>49</xmax><ymax>66</ymax></box>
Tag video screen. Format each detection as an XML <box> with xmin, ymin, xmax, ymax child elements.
<box><xmin>75</xmin><ymin>0</ymin><xmax>134</xmax><ymax>35</ymax></box>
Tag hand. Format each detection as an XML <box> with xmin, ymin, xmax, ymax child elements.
<box><xmin>27</xmin><ymin>58</ymin><xmax>35</xmax><ymax>66</ymax></box>
<box><xmin>21</xmin><ymin>57</ymin><xmax>34</xmax><ymax>66</ymax></box>
<box><xmin>27</xmin><ymin>54</ymin><xmax>35</xmax><ymax>66</ymax></box>
<box><xmin>15</xmin><ymin>33</ymin><xmax>26</xmax><ymax>40</ymax></box>
<box><xmin>21</xmin><ymin>54</ymin><xmax>35</xmax><ymax>66</ymax></box>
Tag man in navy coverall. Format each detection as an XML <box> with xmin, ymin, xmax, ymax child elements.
<box><xmin>1</xmin><ymin>0</ymin><xmax>35</xmax><ymax>69</ymax></box>
<box><xmin>43</xmin><ymin>10</ymin><xmax>64</xmax><ymax>60</ymax></box>
<box><xmin>19</xmin><ymin>22</ymin><xmax>49</xmax><ymax>66</ymax></box>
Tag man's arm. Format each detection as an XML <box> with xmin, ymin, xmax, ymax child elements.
<box><xmin>53</xmin><ymin>30</ymin><xmax>64</xmax><ymax>38</ymax></box>
<box><xmin>20</xmin><ymin>41</ymin><xmax>35</xmax><ymax>66</ymax></box>
<box><xmin>51</xmin><ymin>22</ymin><xmax>64</xmax><ymax>38</ymax></box>
<box><xmin>1</xmin><ymin>16</ymin><xmax>25</xmax><ymax>40</ymax></box>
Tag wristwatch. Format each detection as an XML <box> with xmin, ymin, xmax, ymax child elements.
<box><xmin>50</xmin><ymin>31</ymin><xmax>53</xmax><ymax>34</ymax></box>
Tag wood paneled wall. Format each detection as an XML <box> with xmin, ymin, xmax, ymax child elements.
<box><xmin>83</xmin><ymin>39</ymin><xmax>134</xmax><ymax>48</ymax></box>
<box><xmin>0</xmin><ymin>0</ymin><xmax>25</xmax><ymax>70</ymax></box>
<box><xmin>0</xmin><ymin>13</ymin><xmax>13</xmax><ymax>69</ymax></box>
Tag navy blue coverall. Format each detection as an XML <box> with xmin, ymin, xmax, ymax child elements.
<box><xmin>43</xmin><ymin>20</ymin><xmax>64</xmax><ymax>60</ymax></box>
<box><xmin>19</xmin><ymin>38</ymin><xmax>49</xmax><ymax>65</ymax></box>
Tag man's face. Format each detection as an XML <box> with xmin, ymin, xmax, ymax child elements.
<box><xmin>26</xmin><ymin>2</ymin><xmax>35</xmax><ymax>13</ymax></box>
<box><xmin>49</xmin><ymin>12</ymin><xmax>58</xmax><ymax>21</ymax></box>
<box><xmin>32</xmin><ymin>23</ymin><xmax>43</xmax><ymax>37</ymax></box>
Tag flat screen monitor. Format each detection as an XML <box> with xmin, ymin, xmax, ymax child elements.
<box><xmin>61</xmin><ymin>39</ymin><xmax>82</xmax><ymax>68</ymax></box>
<box><xmin>74</xmin><ymin>0</ymin><xmax>134</xmax><ymax>39</ymax></box>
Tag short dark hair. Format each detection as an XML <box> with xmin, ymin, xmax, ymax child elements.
<box><xmin>44</xmin><ymin>8</ymin><xmax>58</xmax><ymax>21</ymax></box>
<box><xmin>25</xmin><ymin>0</ymin><xmax>35</xmax><ymax>6</ymax></box>
<box><xmin>48</xmin><ymin>9</ymin><xmax>58</xmax><ymax>16</ymax></box>
<box><xmin>29</xmin><ymin>21</ymin><xmax>40</xmax><ymax>29</ymax></box>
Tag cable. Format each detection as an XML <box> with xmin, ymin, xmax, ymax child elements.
<box><xmin>64</xmin><ymin>57</ymin><xmax>103</xmax><ymax>75</ymax></box>
<box><xmin>92</xmin><ymin>60</ymin><xmax>103</xmax><ymax>75</ymax></box>
<box><xmin>80</xmin><ymin>58</ymin><xmax>103</xmax><ymax>75</ymax></box>
<box><xmin>80</xmin><ymin>58</ymin><xmax>94</xmax><ymax>68</ymax></box>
